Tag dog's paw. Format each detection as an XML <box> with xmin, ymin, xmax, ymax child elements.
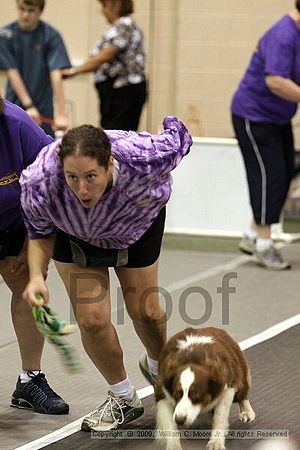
<box><xmin>206</xmin><ymin>438</ymin><xmax>226</xmax><ymax>450</ymax></box>
<box><xmin>239</xmin><ymin>407</ymin><xmax>255</xmax><ymax>423</ymax></box>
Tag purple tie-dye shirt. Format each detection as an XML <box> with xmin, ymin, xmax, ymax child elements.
<box><xmin>20</xmin><ymin>116</ymin><xmax>192</xmax><ymax>249</ymax></box>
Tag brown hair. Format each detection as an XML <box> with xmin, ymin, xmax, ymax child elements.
<box><xmin>98</xmin><ymin>0</ymin><xmax>134</xmax><ymax>16</ymax></box>
<box><xmin>296</xmin><ymin>0</ymin><xmax>300</xmax><ymax>12</ymax></box>
<box><xmin>58</xmin><ymin>125</ymin><xmax>112</xmax><ymax>169</ymax></box>
<box><xmin>17</xmin><ymin>0</ymin><xmax>45</xmax><ymax>11</ymax></box>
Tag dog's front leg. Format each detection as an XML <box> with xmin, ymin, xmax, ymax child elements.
<box><xmin>207</xmin><ymin>387</ymin><xmax>235</xmax><ymax>450</ymax></box>
<box><xmin>156</xmin><ymin>399</ymin><xmax>182</xmax><ymax>450</ymax></box>
<box><xmin>238</xmin><ymin>399</ymin><xmax>255</xmax><ymax>422</ymax></box>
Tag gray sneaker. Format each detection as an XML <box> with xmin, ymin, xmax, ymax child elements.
<box><xmin>81</xmin><ymin>389</ymin><xmax>144</xmax><ymax>432</ymax></box>
<box><xmin>253</xmin><ymin>246</ymin><xmax>291</xmax><ymax>270</ymax></box>
<box><xmin>139</xmin><ymin>354</ymin><xmax>157</xmax><ymax>388</ymax></box>
<box><xmin>239</xmin><ymin>235</ymin><xmax>256</xmax><ymax>255</ymax></box>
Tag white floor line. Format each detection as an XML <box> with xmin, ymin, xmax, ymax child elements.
<box><xmin>13</xmin><ymin>312</ymin><xmax>299</xmax><ymax>450</ymax></box>
<box><xmin>14</xmin><ymin>417</ymin><xmax>84</xmax><ymax>450</ymax></box>
<box><xmin>164</xmin><ymin>255</ymin><xmax>249</xmax><ymax>294</ymax></box>
<box><xmin>239</xmin><ymin>313</ymin><xmax>300</xmax><ymax>351</ymax></box>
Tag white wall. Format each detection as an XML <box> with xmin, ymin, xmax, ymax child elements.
<box><xmin>165</xmin><ymin>138</ymin><xmax>252</xmax><ymax>236</ymax></box>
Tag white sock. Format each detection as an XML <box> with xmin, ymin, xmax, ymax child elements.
<box><xmin>147</xmin><ymin>355</ymin><xmax>159</xmax><ymax>375</ymax></box>
<box><xmin>109</xmin><ymin>376</ymin><xmax>135</xmax><ymax>399</ymax></box>
<box><xmin>256</xmin><ymin>238</ymin><xmax>272</xmax><ymax>252</ymax></box>
<box><xmin>20</xmin><ymin>370</ymin><xmax>41</xmax><ymax>383</ymax></box>
<box><xmin>245</xmin><ymin>228</ymin><xmax>257</xmax><ymax>240</ymax></box>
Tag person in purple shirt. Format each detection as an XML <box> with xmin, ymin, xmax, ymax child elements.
<box><xmin>231</xmin><ymin>1</ymin><xmax>300</xmax><ymax>270</ymax></box>
<box><xmin>0</xmin><ymin>96</ymin><xmax>68</xmax><ymax>414</ymax></box>
<box><xmin>20</xmin><ymin>117</ymin><xmax>192</xmax><ymax>431</ymax></box>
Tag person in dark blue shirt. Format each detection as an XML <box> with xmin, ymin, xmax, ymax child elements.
<box><xmin>0</xmin><ymin>0</ymin><xmax>71</xmax><ymax>137</ymax></box>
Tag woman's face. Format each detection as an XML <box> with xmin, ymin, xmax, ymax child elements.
<box><xmin>63</xmin><ymin>154</ymin><xmax>113</xmax><ymax>208</ymax></box>
<box><xmin>101</xmin><ymin>0</ymin><xmax>121</xmax><ymax>23</ymax></box>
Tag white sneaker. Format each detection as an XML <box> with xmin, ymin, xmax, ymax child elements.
<box><xmin>253</xmin><ymin>246</ymin><xmax>291</xmax><ymax>270</ymax></box>
<box><xmin>239</xmin><ymin>235</ymin><xmax>256</xmax><ymax>255</ymax></box>
<box><xmin>139</xmin><ymin>354</ymin><xmax>157</xmax><ymax>388</ymax></box>
<box><xmin>81</xmin><ymin>389</ymin><xmax>144</xmax><ymax>431</ymax></box>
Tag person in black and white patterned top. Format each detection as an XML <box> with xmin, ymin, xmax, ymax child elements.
<box><xmin>62</xmin><ymin>0</ymin><xmax>147</xmax><ymax>131</ymax></box>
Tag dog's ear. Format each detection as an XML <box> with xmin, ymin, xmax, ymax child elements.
<box><xmin>208</xmin><ymin>377</ymin><xmax>223</xmax><ymax>397</ymax></box>
<box><xmin>208</xmin><ymin>358</ymin><xmax>229</xmax><ymax>396</ymax></box>
<box><xmin>162</xmin><ymin>356</ymin><xmax>177</xmax><ymax>395</ymax></box>
<box><xmin>164</xmin><ymin>371</ymin><xmax>176</xmax><ymax>395</ymax></box>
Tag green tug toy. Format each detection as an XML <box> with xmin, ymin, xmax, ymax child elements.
<box><xmin>32</xmin><ymin>294</ymin><xmax>81</xmax><ymax>374</ymax></box>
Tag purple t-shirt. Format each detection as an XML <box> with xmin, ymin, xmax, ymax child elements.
<box><xmin>20</xmin><ymin>116</ymin><xmax>192</xmax><ymax>249</ymax></box>
<box><xmin>0</xmin><ymin>99</ymin><xmax>53</xmax><ymax>231</ymax></box>
<box><xmin>231</xmin><ymin>15</ymin><xmax>300</xmax><ymax>124</ymax></box>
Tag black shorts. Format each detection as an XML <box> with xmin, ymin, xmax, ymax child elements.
<box><xmin>53</xmin><ymin>207</ymin><xmax>166</xmax><ymax>268</ymax></box>
<box><xmin>0</xmin><ymin>219</ymin><xmax>26</xmax><ymax>260</ymax></box>
<box><xmin>232</xmin><ymin>113</ymin><xmax>295</xmax><ymax>225</ymax></box>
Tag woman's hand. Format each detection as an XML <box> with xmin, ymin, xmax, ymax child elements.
<box><xmin>61</xmin><ymin>67</ymin><xmax>77</xmax><ymax>79</ymax></box>
<box><xmin>23</xmin><ymin>277</ymin><xmax>49</xmax><ymax>307</ymax></box>
<box><xmin>26</xmin><ymin>105</ymin><xmax>41</xmax><ymax>124</ymax></box>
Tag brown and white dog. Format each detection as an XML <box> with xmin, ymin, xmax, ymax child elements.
<box><xmin>155</xmin><ymin>327</ymin><xmax>255</xmax><ymax>450</ymax></box>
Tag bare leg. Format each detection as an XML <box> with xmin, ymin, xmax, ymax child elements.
<box><xmin>0</xmin><ymin>257</ymin><xmax>44</xmax><ymax>370</ymax></box>
<box><xmin>255</xmin><ymin>223</ymin><xmax>271</xmax><ymax>239</ymax></box>
<box><xmin>115</xmin><ymin>260</ymin><xmax>167</xmax><ymax>360</ymax></box>
<box><xmin>55</xmin><ymin>261</ymin><xmax>126</xmax><ymax>384</ymax></box>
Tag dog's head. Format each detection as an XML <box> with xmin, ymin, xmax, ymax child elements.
<box><xmin>165</xmin><ymin>362</ymin><xmax>226</xmax><ymax>427</ymax></box>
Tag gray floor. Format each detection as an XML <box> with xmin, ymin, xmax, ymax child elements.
<box><xmin>1</xmin><ymin>242</ymin><xmax>300</xmax><ymax>449</ymax></box>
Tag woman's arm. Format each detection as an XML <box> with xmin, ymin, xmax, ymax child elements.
<box><xmin>265</xmin><ymin>74</ymin><xmax>300</xmax><ymax>102</ymax></box>
<box><xmin>23</xmin><ymin>236</ymin><xmax>56</xmax><ymax>307</ymax></box>
<box><xmin>50</xmin><ymin>69</ymin><xmax>68</xmax><ymax>131</ymax></box>
<box><xmin>61</xmin><ymin>46</ymin><xmax>118</xmax><ymax>78</ymax></box>
<box><xmin>6</xmin><ymin>68</ymin><xmax>40</xmax><ymax>122</ymax></box>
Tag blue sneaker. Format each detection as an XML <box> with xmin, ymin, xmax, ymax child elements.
<box><xmin>10</xmin><ymin>372</ymin><xmax>69</xmax><ymax>414</ymax></box>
